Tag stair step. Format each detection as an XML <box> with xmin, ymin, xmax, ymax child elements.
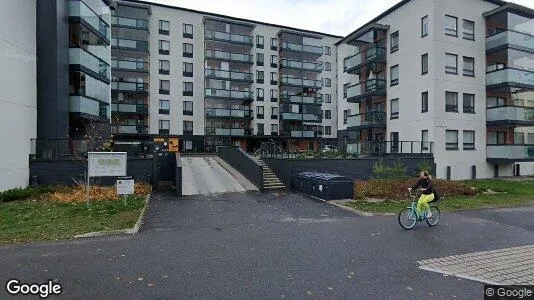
<box><xmin>264</xmin><ymin>182</ymin><xmax>284</xmax><ymax>186</ymax></box>
<box><xmin>264</xmin><ymin>185</ymin><xmax>285</xmax><ymax>189</ymax></box>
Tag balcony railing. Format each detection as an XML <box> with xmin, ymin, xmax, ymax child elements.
<box><xmin>111</xmin><ymin>16</ymin><xmax>149</xmax><ymax>30</ymax></box>
<box><xmin>205</xmin><ymin>29</ymin><xmax>253</xmax><ymax>45</ymax></box>
<box><xmin>69</xmin><ymin>96</ymin><xmax>109</xmax><ymax>119</ymax></box>
<box><xmin>69</xmin><ymin>0</ymin><xmax>110</xmax><ymax>40</ymax></box>
<box><xmin>205</xmin><ymin>128</ymin><xmax>248</xmax><ymax>136</ymax></box>
<box><xmin>205</xmin><ymin>108</ymin><xmax>253</xmax><ymax>119</ymax></box>
<box><xmin>111</xmin><ymin>81</ymin><xmax>149</xmax><ymax>92</ymax></box>
<box><xmin>281</xmin><ymin>42</ymin><xmax>323</xmax><ymax>55</ymax></box>
<box><xmin>204</xmin><ymin>68</ymin><xmax>253</xmax><ymax>82</ymax></box>
<box><xmin>111</xmin><ymin>103</ymin><xmax>149</xmax><ymax>114</ymax></box>
<box><xmin>346</xmin><ymin>79</ymin><xmax>387</xmax><ymax>102</ymax></box>
<box><xmin>487</xmin><ymin>144</ymin><xmax>534</xmax><ymax>160</ymax></box>
<box><xmin>487</xmin><ymin>106</ymin><xmax>534</xmax><ymax>124</ymax></box>
<box><xmin>344</xmin><ymin>46</ymin><xmax>387</xmax><ymax>73</ymax></box>
<box><xmin>346</xmin><ymin>141</ymin><xmax>434</xmax><ymax>156</ymax></box>
<box><xmin>281</xmin><ymin>112</ymin><xmax>321</xmax><ymax>122</ymax></box>
<box><xmin>111</xmin><ymin>38</ymin><xmax>149</xmax><ymax>52</ymax></box>
<box><xmin>30</xmin><ymin>139</ymin><xmax>152</xmax><ymax>160</ymax></box>
<box><xmin>486</xmin><ymin>68</ymin><xmax>534</xmax><ymax>87</ymax></box>
<box><xmin>112</xmin><ymin>125</ymin><xmax>149</xmax><ymax>134</ymax></box>
<box><xmin>204</xmin><ymin>49</ymin><xmax>253</xmax><ymax>63</ymax></box>
<box><xmin>111</xmin><ymin>59</ymin><xmax>149</xmax><ymax>72</ymax></box>
<box><xmin>347</xmin><ymin>111</ymin><xmax>387</xmax><ymax>129</ymax></box>
<box><xmin>280</xmin><ymin>59</ymin><xmax>323</xmax><ymax>72</ymax></box>
<box><xmin>290</xmin><ymin>131</ymin><xmax>317</xmax><ymax>138</ymax></box>
<box><xmin>281</xmin><ymin>94</ymin><xmax>323</xmax><ymax>104</ymax></box>
<box><xmin>205</xmin><ymin>88</ymin><xmax>254</xmax><ymax>101</ymax></box>
<box><xmin>486</xmin><ymin>30</ymin><xmax>534</xmax><ymax>52</ymax></box>
<box><xmin>281</xmin><ymin>76</ymin><xmax>322</xmax><ymax>88</ymax></box>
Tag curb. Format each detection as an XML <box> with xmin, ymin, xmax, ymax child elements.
<box><xmin>75</xmin><ymin>194</ymin><xmax>151</xmax><ymax>239</ymax></box>
<box><xmin>312</xmin><ymin>197</ymin><xmax>396</xmax><ymax>217</ymax></box>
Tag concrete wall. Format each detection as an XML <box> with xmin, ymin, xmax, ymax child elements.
<box><xmin>0</xmin><ymin>0</ymin><xmax>37</xmax><ymax>191</ymax></box>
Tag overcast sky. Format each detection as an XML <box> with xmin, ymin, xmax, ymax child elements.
<box><xmin>146</xmin><ymin>0</ymin><xmax>534</xmax><ymax>36</ymax></box>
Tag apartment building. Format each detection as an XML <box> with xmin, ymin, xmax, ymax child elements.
<box><xmin>337</xmin><ymin>0</ymin><xmax>534</xmax><ymax>179</ymax></box>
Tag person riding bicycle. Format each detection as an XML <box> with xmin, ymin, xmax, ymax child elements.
<box><xmin>408</xmin><ymin>171</ymin><xmax>435</xmax><ymax>218</ymax></box>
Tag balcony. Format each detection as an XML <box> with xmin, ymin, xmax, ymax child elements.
<box><xmin>111</xmin><ymin>38</ymin><xmax>149</xmax><ymax>52</ymax></box>
<box><xmin>486</xmin><ymin>68</ymin><xmax>534</xmax><ymax>89</ymax></box>
<box><xmin>347</xmin><ymin>111</ymin><xmax>387</xmax><ymax>129</ymax></box>
<box><xmin>204</xmin><ymin>49</ymin><xmax>253</xmax><ymax>64</ymax></box>
<box><xmin>69</xmin><ymin>0</ymin><xmax>110</xmax><ymax>41</ymax></box>
<box><xmin>280</xmin><ymin>59</ymin><xmax>323</xmax><ymax>72</ymax></box>
<box><xmin>486</xmin><ymin>30</ymin><xmax>534</xmax><ymax>52</ymax></box>
<box><xmin>111</xmin><ymin>103</ymin><xmax>149</xmax><ymax>115</ymax></box>
<box><xmin>205</xmin><ymin>108</ymin><xmax>253</xmax><ymax>119</ymax></box>
<box><xmin>290</xmin><ymin>131</ymin><xmax>316</xmax><ymax>138</ymax></box>
<box><xmin>204</xmin><ymin>68</ymin><xmax>253</xmax><ymax>82</ymax></box>
<box><xmin>281</xmin><ymin>112</ymin><xmax>321</xmax><ymax>122</ymax></box>
<box><xmin>70</xmin><ymin>48</ymin><xmax>110</xmax><ymax>81</ymax></box>
<box><xmin>281</xmin><ymin>94</ymin><xmax>322</xmax><ymax>104</ymax></box>
<box><xmin>204</xmin><ymin>30</ymin><xmax>253</xmax><ymax>45</ymax></box>
<box><xmin>344</xmin><ymin>46</ymin><xmax>387</xmax><ymax>74</ymax></box>
<box><xmin>111</xmin><ymin>16</ymin><xmax>149</xmax><ymax>31</ymax></box>
<box><xmin>113</xmin><ymin>125</ymin><xmax>148</xmax><ymax>134</ymax></box>
<box><xmin>205</xmin><ymin>88</ymin><xmax>253</xmax><ymax>101</ymax></box>
<box><xmin>205</xmin><ymin>128</ymin><xmax>248</xmax><ymax>136</ymax></box>
<box><xmin>487</xmin><ymin>106</ymin><xmax>534</xmax><ymax>125</ymax></box>
<box><xmin>69</xmin><ymin>96</ymin><xmax>109</xmax><ymax>120</ymax></box>
<box><xmin>347</xmin><ymin>79</ymin><xmax>387</xmax><ymax>102</ymax></box>
<box><xmin>280</xmin><ymin>42</ymin><xmax>323</xmax><ymax>56</ymax></box>
<box><xmin>487</xmin><ymin>144</ymin><xmax>534</xmax><ymax>162</ymax></box>
<box><xmin>111</xmin><ymin>59</ymin><xmax>149</xmax><ymax>72</ymax></box>
<box><xmin>111</xmin><ymin>81</ymin><xmax>149</xmax><ymax>92</ymax></box>
<box><xmin>281</xmin><ymin>76</ymin><xmax>322</xmax><ymax>88</ymax></box>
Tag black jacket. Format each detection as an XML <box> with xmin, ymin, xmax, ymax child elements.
<box><xmin>411</xmin><ymin>178</ymin><xmax>434</xmax><ymax>195</ymax></box>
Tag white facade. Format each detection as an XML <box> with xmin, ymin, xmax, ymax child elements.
<box><xmin>0</xmin><ymin>0</ymin><xmax>37</xmax><ymax>191</ymax></box>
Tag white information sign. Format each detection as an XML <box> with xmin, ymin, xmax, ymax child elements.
<box><xmin>117</xmin><ymin>177</ymin><xmax>135</xmax><ymax>195</ymax></box>
<box><xmin>88</xmin><ymin>152</ymin><xmax>127</xmax><ymax>177</ymax></box>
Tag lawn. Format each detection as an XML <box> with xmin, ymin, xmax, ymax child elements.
<box><xmin>345</xmin><ymin>179</ymin><xmax>534</xmax><ymax>214</ymax></box>
<box><xmin>0</xmin><ymin>189</ymin><xmax>148</xmax><ymax>244</ymax></box>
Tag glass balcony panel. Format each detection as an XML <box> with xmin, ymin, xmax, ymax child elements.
<box><xmin>205</xmin><ymin>88</ymin><xmax>252</xmax><ymax>100</ymax></box>
<box><xmin>69</xmin><ymin>96</ymin><xmax>108</xmax><ymax>118</ymax></box>
<box><xmin>111</xmin><ymin>59</ymin><xmax>148</xmax><ymax>72</ymax></box>
<box><xmin>486</xmin><ymin>68</ymin><xmax>534</xmax><ymax>86</ymax></box>
<box><xmin>282</xmin><ymin>113</ymin><xmax>302</xmax><ymax>120</ymax></box>
<box><xmin>205</xmin><ymin>30</ymin><xmax>253</xmax><ymax>44</ymax></box>
<box><xmin>344</xmin><ymin>46</ymin><xmax>387</xmax><ymax>72</ymax></box>
<box><xmin>302</xmin><ymin>114</ymin><xmax>320</xmax><ymax>122</ymax></box>
<box><xmin>487</xmin><ymin>30</ymin><xmax>534</xmax><ymax>51</ymax></box>
<box><xmin>487</xmin><ymin>145</ymin><xmax>534</xmax><ymax>159</ymax></box>
<box><xmin>205</xmin><ymin>50</ymin><xmax>253</xmax><ymax>63</ymax></box>
<box><xmin>112</xmin><ymin>103</ymin><xmax>148</xmax><ymax>114</ymax></box>
<box><xmin>111</xmin><ymin>38</ymin><xmax>149</xmax><ymax>51</ymax></box>
<box><xmin>114</xmin><ymin>125</ymin><xmax>147</xmax><ymax>134</ymax></box>
<box><xmin>347</xmin><ymin>79</ymin><xmax>387</xmax><ymax>101</ymax></box>
<box><xmin>347</xmin><ymin>112</ymin><xmax>386</xmax><ymax>127</ymax></box>
<box><xmin>69</xmin><ymin>0</ymin><xmax>110</xmax><ymax>40</ymax></box>
<box><xmin>70</xmin><ymin>48</ymin><xmax>110</xmax><ymax>80</ymax></box>
<box><xmin>487</xmin><ymin>106</ymin><xmax>534</xmax><ymax>122</ymax></box>
<box><xmin>111</xmin><ymin>81</ymin><xmax>148</xmax><ymax>92</ymax></box>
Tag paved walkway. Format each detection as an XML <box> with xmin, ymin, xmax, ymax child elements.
<box><xmin>181</xmin><ymin>156</ymin><xmax>246</xmax><ymax>195</ymax></box>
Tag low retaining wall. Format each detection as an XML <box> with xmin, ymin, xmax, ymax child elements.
<box><xmin>217</xmin><ymin>146</ymin><xmax>263</xmax><ymax>190</ymax></box>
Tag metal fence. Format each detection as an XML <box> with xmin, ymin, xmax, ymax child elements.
<box><xmin>30</xmin><ymin>139</ymin><xmax>154</xmax><ymax>160</ymax></box>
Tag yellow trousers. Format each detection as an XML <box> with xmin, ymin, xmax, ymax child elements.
<box><xmin>417</xmin><ymin>193</ymin><xmax>435</xmax><ymax>214</ymax></box>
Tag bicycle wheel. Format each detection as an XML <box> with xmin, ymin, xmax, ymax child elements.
<box><xmin>426</xmin><ymin>206</ymin><xmax>440</xmax><ymax>226</ymax></box>
<box><xmin>398</xmin><ymin>208</ymin><xmax>417</xmax><ymax>230</ymax></box>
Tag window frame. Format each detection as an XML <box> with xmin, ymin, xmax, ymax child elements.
<box><xmin>325</xmin><ymin>109</ymin><xmax>332</xmax><ymax>120</ymax></box>
<box><xmin>390</xmin><ymin>65</ymin><xmax>399</xmax><ymax>86</ymax></box>
<box><xmin>183</xmin><ymin>43</ymin><xmax>193</xmax><ymax>58</ymax></box>
<box><xmin>325</xmin><ymin>62</ymin><xmax>331</xmax><ymax>71</ymax></box>
<box><xmin>445</xmin><ymin>53</ymin><xmax>458</xmax><ymax>75</ymax></box>
<box><xmin>159</xmin><ymin>119</ymin><xmax>170</xmax><ymax>134</ymax></box>
<box><xmin>324</xmin><ymin>78</ymin><xmax>332</xmax><ymax>87</ymax></box>
<box><xmin>463</xmin><ymin>56</ymin><xmax>475</xmax><ymax>77</ymax></box>
<box><xmin>256</xmin><ymin>88</ymin><xmax>264</xmax><ymax>101</ymax></box>
<box><xmin>159</xmin><ymin>40</ymin><xmax>170</xmax><ymax>55</ymax></box>
<box><xmin>463</xmin><ymin>93</ymin><xmax>475</xmax><ymax>114</ymax></box>
<box><xmin>183</xmin><ymin>120</ymin><xmax>193</xmax><ymax>134</ymax></box>
<box><xmin>390</xmin><ymin>31</ymin><xmax>399</xmax><ymax>53</ymax></box>
<box><xmin>421</xmin><ymin>53</ymin><xmax>429</xmax><ymax>75</ymax></box>
<box><xmin>270</xmin><ymin>72</ymin><xmax>278</xmax><ymax>85</ymax></box>
<box><xmin>256</xmin><ymin>105</ymin><xmax>264</xmax><ymax>119</ymax></box>
<box><xmin>325</xmin><ymin>126</ymin><xmax>332</xmax><ymax>136</ymax></box>
<box><xmin>325</xmin><ymin>46</ymin><xmax>331</xmax><ymax>56</ymax></box>
<box><xmin>159</xmin><ymin>59</ymin><xmax>170</xmax><ymax>75</ymax></box>
<box><xmin>446</xmin><ymin>130</ymin><xmax>459</xmax><ymax>150</ymax></box>
<box><xmin>270</xmin><ymin>89</ymin><xmax>277</xmax><ymax>102</ymax></box>
<box><xmin>183</xmin><ymin>101</ymin><xmax>193</xmax><ymax>116</ymax></box>
<box><xmin>463</xmin><ymin>130</ymin><xmax>476</xmax><ymax>150</ymax></box>
<box><xmin>445</xmin><ymin>91</ymin><xmax>459</xmax><ymax>112</ymax></box>
<box><xmin>422</xmin><ymin>91</ymin><xmax>429</xmax><ymax>113</ymax></box>
<box><xmin>256</xmin><ymin>53</ymin><xmax>264</xmax><ymax>66</ymax></box>
<box><xmin>159</xmin><ymin>99</ymin><xmax>170</xmax><ymax>115</ymax></box>
<box><xmin>390</xmin><ymin>98</ymin><xmax>400</xmax><ymax>119</ymax></box>
<box><xmin>183</xmin><ymin>81</ymin><xmax>193</xmax><ymax>96</ymax></box>
<box><xmin>270</xmin><ymin>55</ymin><xmax>277</xmax><ymax>68</ymax></box>
<box><xmin>271</xmin><ymin>107</ymin><xmax>278</xmax><ymax>119</ymax></box>
<box><xmin>445</xmin><ymin>15</ymin><xmax>458</xmax><ymax>37</ymax></box>
<box><xmin>462</xmin><ymin>19</ymin><xmax>475</xmax><ymax>41</ymax></box>
<box><xmin>183</xmin><ymin>23</ymin><xmax>193</xmax><ymax>38</ymax></box>
<box><xmin>422</xmin><ymin>130</ymin><xmax>429</xmax><ymax>151</ymax></box>
<box><xmin>256</xmin><ymin>70</ymin><xmax>264</xmax><ymax>84</ymax></box>
<box><xmin>159</xmin><ymin>20</ymin><xmax>170</xmax><ymax>35</ymax></box>
<box><xmin>159</xmin><ymin>79</ymin><xmax>170</xmax><ymax>95</ymax></box>
<box><xmin>270</xmin><ymin>37</ymin><xmax>278</xmax><ymax>51</ymax></box>
<box><xmin>421</xmin><ymin>15</ymin><xmax>428</xmax><ymax>37</ymax></box>
<box><xmin>183</xmin><ymin>62</ymin><xmax>193</xmax><ymax>77</ymax></box>
<box><xmin>257</xmin><ymin>123</ymin><xmax>265</xmax><ymax>135</ymax></box>
<box><xmin>256</xmin><ymin>35</ymin><xmax>264</xmax><ymax>49</ymax></box>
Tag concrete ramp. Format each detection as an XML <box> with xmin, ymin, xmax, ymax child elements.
<box><xmin>181</xmin><ymin>156</ymin><xmax>247</xmax><ymax>195</ymax></box>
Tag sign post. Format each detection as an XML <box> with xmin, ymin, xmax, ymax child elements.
<box><xmin>87</xmin><ymin>152</ymin><xmax>128</xmax><ymax>207</ymax></box>
<box><xmin>117</xmin><ymin>176</ymin><xmax>134</xmax><ymax>205</ymax></box>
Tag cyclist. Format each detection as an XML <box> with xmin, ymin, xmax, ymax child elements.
<box><xmin>408</xmin><ymin>171</ymin><xmax>435</xmax><ymax>218</ymax></box>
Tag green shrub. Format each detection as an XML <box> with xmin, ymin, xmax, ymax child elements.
<box><xmin>0</xmin><ymin>186</ymin><xmax>56</xmax><ymax>203</ymax></box>
<box><xmin>417</xmin><ymin>159</ymin><xmax>433</xmax><ymax>174</ymax></box>
<box><xmin>372</xmin><ymin>159</ymin><xmax>408</xmax><ymax>180</ymax></box>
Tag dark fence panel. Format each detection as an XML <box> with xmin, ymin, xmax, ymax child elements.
<box><xmin>217</xmin><ymin>146</ymin><xmax>263</xmax><ymax>190</ymax></box>
<box><xmin>175</xmin><ymin>153</ymin><xmax>182</xmax><ymax>197</ymax></box>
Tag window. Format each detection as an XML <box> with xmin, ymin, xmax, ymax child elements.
<box><xmin>445</xmin><ymin>53</ymin><xmax>458</xmax><ymax>74</ymax></box>
<box><xmin>183</xmin><ymin>82</ymin><xmax>193</xmax><ymax>96</ymax></box>
<box><xmin>183</xmin><ymin>62</ymin><xmax>193</xmax><ymax>77</ymax></box>
<box><xmin>391</xmin><ymin>132</ymin><xmax>400</xmax><ymax>153</ymax></box>
<box><xmin>183</xmin><ymin>121</ymin><xmax>193</xmax><ymax>134</ymax></box>
<box><xmin>325</xmin><ymin>62</ymin><xmax>331</xmax><ymax>71</ymax></box>
<box><xmin>257</xmin><ymin>123</ymin><xmax>264</xmax><ymax>135</ymax></box>
<box><xmin>390</xmin><ymin>31</ymin><xmax>399</xmax><ymax>53</ymax></box>
<box><xmin>390</xmin><ymin>65</ymin><xmax>399</xmax><ymax>86</ymax></box>
<box><xmin>257</xmin><ymin>35</ymin><xmax>264</xmax><ymax>48</ymax></box>
<box><xmin>270</xmin><ymin>72</ymin><xmax>278</xmax><ymax>85</ymax></box>
<box><xmin>343</xmin><ymin>110</ymin><xmax>348</xmax><ymax>124</ymax></box>
<box><xmin>159</xmin><ymin>80</ymin><xmax>170</xmax><ymax>94</ymax></box>
<box><xmin>462</xmin><ymin>20</ymin><xmax>474</xmax><ymax>40</ymax></box>
<box><xmin>257</xmin><ymin>71</ymin><xmax>264</xmax><ymax>83</ymax></box>
<box><xmin>257</xmin><ymin>53</ymin><xmax>264</xmax><ymax>66</ymax></box>
<box><xmin>270</xmin><ymin>38</ymin><xmax>277</xmax><ymax>50</ymax></box>
<box><xmin>463</xmin><ymin>130</ymin><xmax>475</xmax><ymax>150</ymax></box>
<box><xmin>159</xmin><ymin>120</ymin><xmax>170</xmax><ymax>134</ymax></box>
<box><xmin>183</xmin><ymin>43</ymin><xmax>193</xmax><ymax>58</ymax></box>
<box><xmin>488</xmin><ymin>131</ymin><xmax>506</xmax><ymax>145</ymax></box>
<box><xmin>256</xmin><ymin>106</ymin><xmax>264</xmax><ymax>119</ymax></box>
<box><xmin>445</xmin><ymin>91</ymin><xmax>458</xmax><ymax>112</ymax></box>
<box><xmin>445</xmin><ymin>15</ymin><xmax>458</xmax><ymax>36</ymax></box>
<box><xmin>159</xmin><ymin>60</ymin><xmax>170</xmax><ymax>75</ymax></box>
<box><xmin>271</xmin><ymin>55</ymin><xmax>277</xmax><ymax>68</ymax></box>
<box><xmin>159</xmin><ymin>40</ymin><xmax>170</xmax><ymax>55</ymax></box>
<box><xmin>390</xmin><ymin>98</ymin><xmax>399</xmax><ymax>119</ymax></box>
<box><xmin>463</xmin><ymin>93</ymin><xmax>475</xmax><ymax>113</ymax></box>
<box><xmin>325</xmin><ymin>94</ymin><xmax>331</xmax><ymax>103</ymax></box>
<box><xmin>422</xmin><ymin>130</ymin><xmax>429</xmax><ymax>150</ymax></box>
<box><xmin>463</xmin><ymin>56</ymin><xmax>475</xmax><ymax>76</ymax></box>
<box><xmin>271</xmin><ymin>107</ymin><xmax>278</xmax><ymax>119</ymax></box>
<box><xmin>183</xmin><ymin>23</ymin><xmax>193</xmax><ymax>38</ymax></box>
<box><xmin>325</xmin><ymin>46</ymin><xmax>331</xmax><ymax>55</ymax></box>
<box><xmin>487</xmin><ymin>96</ymin><xmax>505</xmax><ymax>107</ymax></box>
<box><xmin>183</xmin><ymin>140</ymin><xmax>193</xmax><ymax>150</ymax></box>
<box><xmin>421</xmin><ymin>53</ymin><xmax>428</xmax><ymax>75</ymax></box>
<box><xmin>159</xmin><ymin>20</ymin><xmax>169</xmax><ymax>35</ymax></box>
<box><xmin>159</xmin><ymin>100</ymin><xmax>170</xmax><ymax>114</ymax></box>
<box><xmin>183</xmin><ymin>101</ymin><xmax>193</xmax><ymax>116</ymax></box>
<box><xmin>422</xmin><ymin>91</ymin><xmax>429</xmax><ymax>112</ymax></box>
<box><xmin>421</xmin><ymin>16</ymin><xmax>428</xmax><ymax>37</ymax></box>
<box><xmin>325</xmin><ymin>110</ymin><xmax>331</xmax><ymax>119</ymax></box>
<box><xmin>270</xmin><ymin>89</ymin><xmax>277</xmax><ymax>102</ymax></box>
<box><xmin>271</xmin><ymin>124</ymin><xmax>278</xmax><ymax>135</ymax></box>
<box><xmin>446</xmin><ymin>130</ymin><xmax>459</xmax><ymax>150</ymax></box>
<box><xmin>256</xmin><ymin>88</ymin><xmax>264</xmax><ymax>101</ymax></box>
<box><xmin>325</xmin><ymin>126</ymin><xmax>332</xmax><ymax>136</ymax></box>
<box><xmin>324</xmin><ymin>78</ymin><xmax>331</xmax><ymax>87</ymax></box>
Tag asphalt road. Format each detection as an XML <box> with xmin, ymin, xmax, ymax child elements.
<box><xmin>0</xmin><ymin>192</ymin><xmax>533</xmax><ymax>299</ymax></box>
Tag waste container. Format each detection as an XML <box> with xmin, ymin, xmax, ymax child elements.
<box><xmin>294</xmin><ymin>172</ymin><xmax>354</xmax><ymax>200</ymax></box>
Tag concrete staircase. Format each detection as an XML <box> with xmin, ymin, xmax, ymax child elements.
<box><xmin>254</xmin><ymin>157</ymin><xmax>285</xmax><ymax>190</ymax></box>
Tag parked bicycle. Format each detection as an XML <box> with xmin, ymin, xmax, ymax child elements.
<box><xmin>398</xmin><ymin>190</ymin><xmax>441</xmax><ymax>230</ymax></box>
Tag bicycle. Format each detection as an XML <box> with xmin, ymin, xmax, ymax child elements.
<box><xmin>397</xmin><ymin>190</ymin><xmax>441</xmax><ymax>230</ymax></box>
